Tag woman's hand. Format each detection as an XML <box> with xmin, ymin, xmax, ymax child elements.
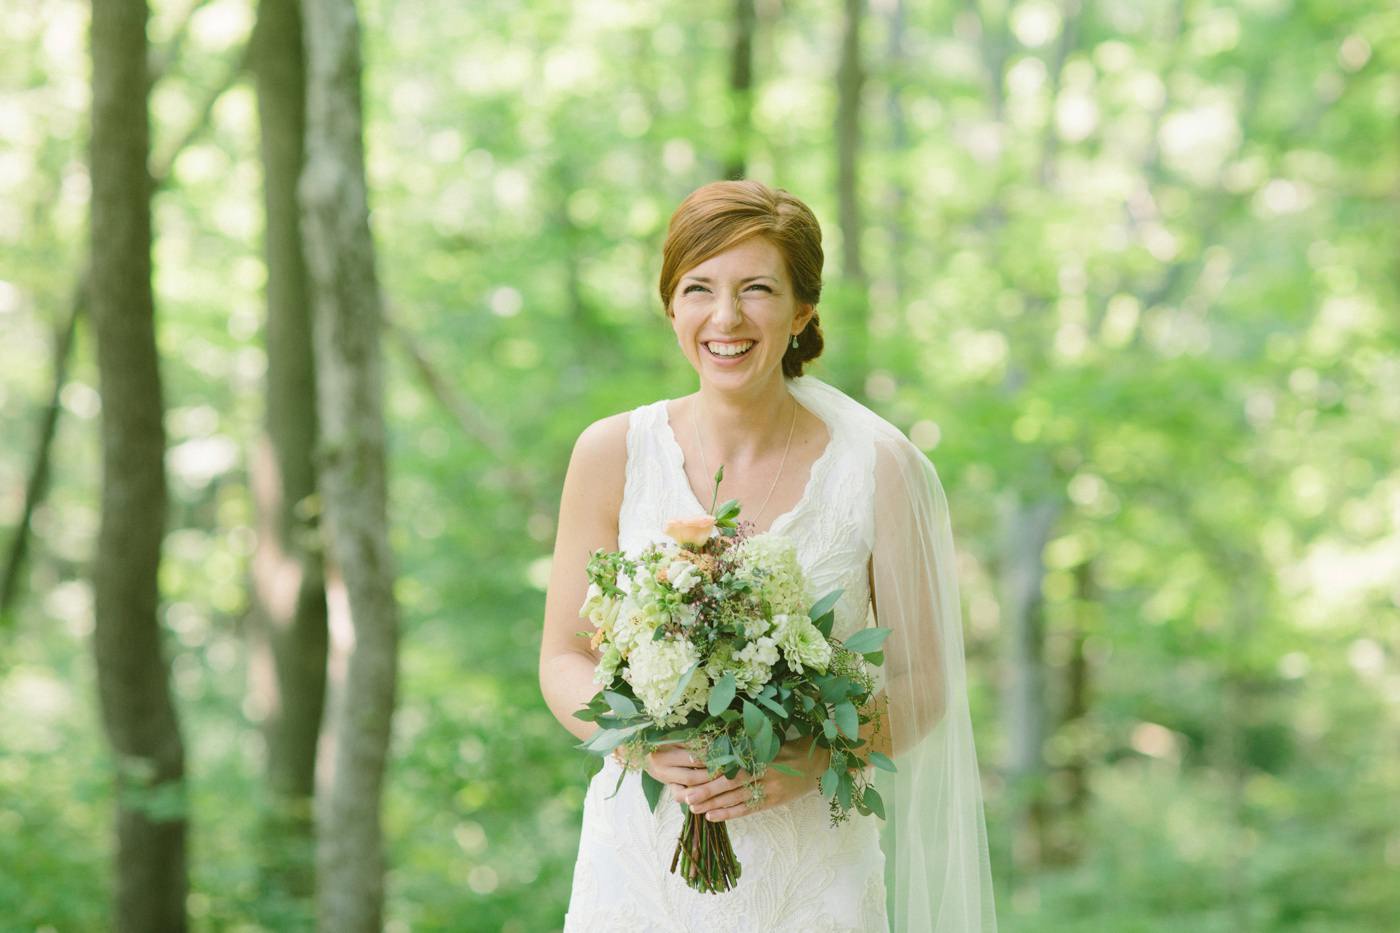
<box><xmin>614</xmin><ymin>744</ymin><xmax>713</xmax><ymax>798</ymax></box>
<box><xmin>679</xmin><ymin>734</ymin><xmax>832</xmax><ymax>823</ymax></box>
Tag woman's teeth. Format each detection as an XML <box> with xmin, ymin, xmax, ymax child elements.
<box><xmin>706</xmin><ymin>341</ymin><xmax>754</xmax><ymax>358</ymax></box>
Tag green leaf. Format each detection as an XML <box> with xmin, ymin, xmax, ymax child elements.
<box><xmin>862</xmin><ymin>785</ymin><xmax>886</xmax><ymax>819</ymax></box>
<box><xmin>835</xmin><ymin>701</ymin><xmax>859</xmax><ymax>739</ymax></box>
<box><xmin>715</xmin><ymin>498</ymin><xmax>741</xmax><ymax>521</ymax></box>
<box><xmin>753</xmin><ymin>692</ymin><xmax>789</xmax><ymax>718</ymax></box>
<box><xmin>708</xmin><ymin>672</ymin><xmax>736</xmax><ymax>716</ymax></box>
<box><xmin>768</xmin><ymin>762</ymin><xmax>803</xmax><ymax>777</ymax></box>
<box><xmin>808</xmin><ymin>588</ymin><xmax>844</xmax><ymax>622</ymax></box>
<box><xmin>822</xmin><ymin>718</ymin><xmax>837</xmax><ymax>741</ymax></box>
<box><xmin>868</xmin><ymin>751</ymin><xmax>897</xmax><ymax>772</ymax></box>
<box><xmin>837</xmin><ymin>772</ymin><xmax>853</xmax><ymax>811</ymax></box>
<box><xmin>842</xmin><ymin>627</ymin><xmax>891</xmax><ymax>655</ymax></box>
<box><xmin>819</xmin><ymin>676</ymin><xmax>851</xmax><ymax>704</ymax></box>
<box><xmin>820</xmin><ymin>766</ymin><xmax>839</xmax><ymax>799</ymax></box>
<box><xmin>742</xmin><ymin>699</ymin><xmax>765</xmax><ymax>742</ymax></box>
<box><xmin>641</xmin><ymin>770</ymin><xmax>664</xmax><ymax>813</ymax></box>
<box><xmin>664</xmin><ymin>659</ymin><xmax>701</xmax><ymax>708</ymax></box>
<box><xmin>755</xmin><ymin>716</ymin><xmax>776</xmax><ymax>763</ymax></box>
<box><xmin>864</xmin><ymin>650</ymin><xmax>884</xmax><ymax>666</ymax></box>
<box><xmin>602</xmin><ymin>691</ymin><xmax>639</xmax><ymax>718</ymax></box>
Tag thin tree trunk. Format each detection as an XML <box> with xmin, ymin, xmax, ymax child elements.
<box><xmin>0</xmin><ymin>273</ymin><xmax>82</xmax><ymax>619</ymax></box>
<box><xmin>998</xmin><ymin>491</ymin><xmax>1059</xmax><ymax>875</ymax></box>
<box><xmin>89</xmin><ymin>0</ymin><xmax>187</xmax><ymax>928</ymax></box>
<box><xmin>299</xmin><ymin>0</ymin><xmax>400</xmax><ymax>927</ymax></box>
<box><xmin>250</xmin><ymin>0</ymin><xmax>327</xmax><ymax>908</ymax></box>
<box><xmin>724</xmin><ymin>0</ymin><xmax>756</xmax><ymax>181</ymax></box>
<box><xmin>3</xmin><ymin>51</ymin><xmax>244</xmax><ymax>623</ymax></box>
<box><xmin>835</xmin><ymin>0</ymin><xmax>869</xmax><ymax>392</ymax></box>
<box><xmin>1047</xmin><ymin>557</ymin><xmax>1094</xmax><ymax>866</ymax></box>
<box><xmin>882</xmin><ymin>0</ymin><xmax>910</xmax><ymax>312</ymax></box>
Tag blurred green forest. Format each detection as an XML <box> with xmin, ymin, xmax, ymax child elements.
<box><xmin>2</xmin><ymin>0</ymin><xmax>1398</xmax><ymax>930</ymax></box>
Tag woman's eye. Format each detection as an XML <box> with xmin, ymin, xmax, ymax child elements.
<box><xmin>747</xmin><ymin>284</ymin><xmax>772</xmax><ymax>293</ymax></box>
<box><xmin>683</xmin><ymin>284</ymin><xmax>706</xmax><ymax>294</ymax></box>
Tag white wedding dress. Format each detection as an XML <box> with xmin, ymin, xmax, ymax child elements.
<box><xmin>563</xmin><ymin>394</ymin><xmax>891</xmax><ymax>932</ymax></box>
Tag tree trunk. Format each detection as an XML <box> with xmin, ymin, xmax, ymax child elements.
<box><xmin>299</xmin><ymin>0</ymin><xmax>401</xmax><ymax>927</ymax></box>
<box><xmin>724</xmin><ymin>0</ymin><xmax>756</xmax><ymax>181</ymax></box>
<box><xmin>88</xmin><ymin>0</ymin><xmax>188</xmax><ymax>928</ymax></box>
<box><xmin>249</xmin><ymin>0</ymin><xmax>328</xmax><ymax>908</ymax></box>
<box><xmin>881</xmin><ymin>0</ymin><xmax>910</xmax><ymax>312</ymax></box>
<box><xmin>998</xmin><ymin>491</ymin><xmax>1060</xmax><ymax>876</ymax></box>
<box><xmin>835</xmin><ymin>0</ymin><xmax>869</xmax><ymax>391</ymax></box>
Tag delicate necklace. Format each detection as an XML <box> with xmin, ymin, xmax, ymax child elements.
<box><xmin>693</xmin><ymin>392</ymin><xmax>798</xmax><ymax>528</ymax></box>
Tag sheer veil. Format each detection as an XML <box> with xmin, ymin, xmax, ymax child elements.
<box><xmin>786</xmin><ymin>374</ymin><xmax>998</xmax><ymax>933</ymax></box>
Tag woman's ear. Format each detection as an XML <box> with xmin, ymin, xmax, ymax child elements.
<box><xmin>794</xmin><ymin>302</ymin><xmax>816</xmax><ymax>333</ymax></box>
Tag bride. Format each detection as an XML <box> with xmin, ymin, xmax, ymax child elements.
<box><xmin>539</xmin><ymin>180</ymin><xmax>997</xmax><ymax>932</ymax></box>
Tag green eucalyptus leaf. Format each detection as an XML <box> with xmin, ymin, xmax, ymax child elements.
<box><xmin>835</xmin><ymin>701</ymin><xmax>859</xmax><ymax>739</ymax></box>
<box><xmin>602</xmin><ymin>691</ymin><xmax>639</xmax><ymax>718</ymax></box>
<box><xmin>868</xmin><ymin>751</ymin><xmax>897</xmax><ymax>773</ymax></box>
<box><xmin>842</xmin><ymin>627</ymin><xmax>891</xmax><ymax>655</ymax></box>
<box><xmin>820</xmin><ymin>766</ymin><xmax>839</xmax><ymax>800</ymax></box>
<box><xmin>708</xmin><ymin>672</ymin><xmax>736</xmax><ymax>716</ymax></box>
<box><xmin>664</xmin><ymin>659</ymin><xmax>701</xmax><ymax>708</ymax></box>
<box><xmin>808</xmin><ymin>588</ymin><xmax>844</xmax><ymax>622</ymax></box>
<box><xmin>742</xmin><ymin>699</ymin><xmax>765</xmax><ymax>742</ymax></box>
<box><xmin>641</xmin><ymin>770</ymin><xmax>664</xmax><ymax>813</ymax></box>
<box><xmin>862</xmin><ymin>785</ymin><xmax>886</xmax><ymax>819</ymax></box>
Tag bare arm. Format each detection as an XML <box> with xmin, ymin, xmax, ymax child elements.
<box><xmin>538</xmin><ymin>411</ymin><xmax>631</xmax><ymax>745</ymax></box>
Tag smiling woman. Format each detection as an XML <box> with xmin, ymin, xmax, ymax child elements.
<box><xmin>658</xmin><ymin>180</ymin><xmax>826</xmax><ymax>381</ymax></box>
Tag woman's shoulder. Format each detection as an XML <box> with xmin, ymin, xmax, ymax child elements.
<box><xmin>569</xmin><ymin>397</ymin><xmax>666</xmax><ymax>469</ymax></box>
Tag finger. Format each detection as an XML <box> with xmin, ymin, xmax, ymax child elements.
<box><xmin>701</xmin><ymin>796</ymin><xmax>759</xmax><ymax>822</ymax></box>
<box><xmin>690</xmin><ymin>785</ymin><xmax>750</xmax><ymax>814</ymax></box>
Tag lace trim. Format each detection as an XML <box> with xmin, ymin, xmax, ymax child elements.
<box><xmin>655</xmin><ymin>396</ymin><xmax>842</xmax><ymax>538</ymax></box>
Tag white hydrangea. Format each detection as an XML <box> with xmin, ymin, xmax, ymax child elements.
<box><xmin>733</xmin><ymin>533</ymin><xmax>810</xmax><ymax>618</ymax></box>
<box><xmin>623</xmin><ymin>636</ymin><xmax>708</xmax><ymax>726</ymax></box>
<box><xmin>734</xmin><ymin>635</ymin><xmax>781</xmax><ymax>696</ymax></box>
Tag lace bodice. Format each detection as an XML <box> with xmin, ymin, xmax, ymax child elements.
<box><xmin>563</xmin><ymin>391</ymin><xmax>890</xmax><ymax>933</ymax></box>
<box><xmin>618</xmin><ymin>395</ymin><xmax>879</xmax><ymax>647</ymax></box>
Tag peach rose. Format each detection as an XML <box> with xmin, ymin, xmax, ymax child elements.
<box><xmin>663</xmin><ymin>514</ymin><xmax>717</xmax><ymax>548</ymax></box>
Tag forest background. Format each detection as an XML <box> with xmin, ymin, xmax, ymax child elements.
<box><xmin>1</xmin><ymin>0</ymin><xmax>1397</xmax><ymax>930</ymax></box>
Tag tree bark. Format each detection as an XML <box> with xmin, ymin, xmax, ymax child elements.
<box><xmin>249</xmin><ymin>0</ymin><xmax>327</xmax><ymax>908</ymax></box>
<box><xmin>835</xmin><ymin>0</ymin><xmax>869</xmax><ymax>392</ymax></box>
<box><xmin>299</xmin><ymin>0</ymin><xmax>400</xmax><ymax>927</ymax></box>
<box><xmin>88</xmin><ymin>0</ymin><xmax>188</xmax><ymax>928</ymax></box>
<box><xmin>724</xmin><ymin>0</ymin><xmax>756</xmax><ymax>181</ymax></box>
<box><xmin>998</xmin><ymin>491</ymin><xmax>1059</xmax><ymax>873</ymax></box>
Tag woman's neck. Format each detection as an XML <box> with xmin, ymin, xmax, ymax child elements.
<box><xmin>691</xmin><ymin>375</ymin><xmax>796</xmax><ymax>468</ymax></box>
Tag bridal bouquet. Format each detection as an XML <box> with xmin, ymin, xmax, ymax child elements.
<box><xmin>572</xmin><ymin>467</ymin><xmax>896</xmax><ymax>894</ymax></box>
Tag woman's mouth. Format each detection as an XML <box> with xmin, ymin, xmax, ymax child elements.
<box><xmin>704</xmin><ymin>340</ymin><xmax>755</xmax><ymax>360</ymax></box>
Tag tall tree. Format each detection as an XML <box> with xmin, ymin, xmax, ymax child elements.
<box><xmin>249</xmin><ymin>0</ymin><xmax>327</xmax><ymax>909</ymax></box>
<box><xmin>834</xmin><ymin>0</ymin><xmax>869</xmax><ymax>392</ymax></box>
<box><xmin>724</xmin><ymin>0</ymin><xmax>757</xmax><ymax>181</ymax></box>
<box><xmin>88</xmin><ymin>0</ymin><xmax>188</xmax><ymax>928</ymax></box>
<box><xmin>299</xmin><ymin>0</ymin><xmax>401</xmax><ymax>927</ymax></box>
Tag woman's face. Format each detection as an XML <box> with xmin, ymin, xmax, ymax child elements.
<box><xmin>668</xmin><ymin>235</ymin><xmax>814</xmax><ymax>387</ymax></box>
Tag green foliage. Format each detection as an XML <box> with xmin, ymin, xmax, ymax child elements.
<box><xmin>1</xmin><ymin>0</ymin><xmax>1397</xmax><ymax>929</ymax></box>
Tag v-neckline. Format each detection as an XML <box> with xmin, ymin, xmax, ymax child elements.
<box><xmin>658</xmin><ymin>392</ymin><xmax>836</xmax><ymax>537</ymax></box>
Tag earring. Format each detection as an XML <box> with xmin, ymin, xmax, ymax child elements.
<box><xmin>790</xmin><ymin>333</ymin><xmax>799</xmax><ymax>349</ymax></box>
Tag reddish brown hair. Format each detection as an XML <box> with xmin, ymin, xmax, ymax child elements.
<box><xmin>658</xmin><ymin>180</ymin><xmax>825</xmax><ymax>379</ymax></box>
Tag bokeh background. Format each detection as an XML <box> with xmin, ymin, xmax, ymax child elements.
<box><xmin>2</xmin><ymin>0</ymin><xmax>1398</xmax><ymax>930</ymax></box>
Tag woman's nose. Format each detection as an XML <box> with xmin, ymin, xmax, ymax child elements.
<box><xmin>710</xmin><ymin>291</ymin><xmax>743</xmax><ymax>325</ymax></box>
